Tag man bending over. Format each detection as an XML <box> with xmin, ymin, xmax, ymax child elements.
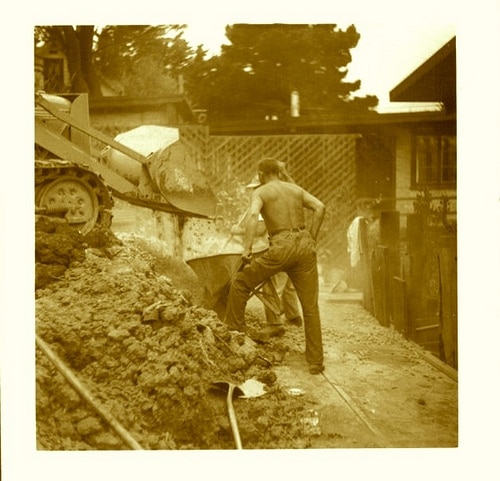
<box><xmin>225</xmin><ymin>157</ymin><xmax>326</xmax><ymax>374</ymax></box>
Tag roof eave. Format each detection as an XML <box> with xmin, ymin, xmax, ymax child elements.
<box><xmin>390</xmin><ymin>36</ymin><xmax>456</xmax><ymax>102</ymax></box>
<box><xmin>209</xmin><ymin>110</ymin><xmax>455</xmax><ymax>135</ymax></box>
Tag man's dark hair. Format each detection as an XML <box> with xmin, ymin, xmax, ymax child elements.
<box><xmin>257</xmin><ymin>157</ymin><xmax>280</xmax><ymax>176</ymax></box>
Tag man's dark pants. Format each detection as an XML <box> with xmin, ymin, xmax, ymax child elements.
<box><xmin>225</xmin><ymin>229</ymin><xmax>324</xmax><ymax>368</ymax></box>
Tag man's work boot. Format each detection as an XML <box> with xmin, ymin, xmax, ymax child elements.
<box><xmin>308</xmin><ymin>364</ymin><xmax>325</xmax><ymax>375</ymax></box>
<box><xmin>251</xmin><ymin>324</ymin><xmax>285</xmax><ymax>343</ymax></box>
<box><xmin>287</xmin><ymin>316</ymin><xmax>303</xmax><ymax>327</ymax></box>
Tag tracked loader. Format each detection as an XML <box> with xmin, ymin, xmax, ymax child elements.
<box><xmin>35</xmin><ymin>91</ymin><xmax>216</xmax><ymax>235</ymax></box>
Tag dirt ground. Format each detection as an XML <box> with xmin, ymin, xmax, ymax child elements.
<box><xmin>34</xmin><ymin>213</ymin><xmax>458</xmax><ymax>451</ymax></box>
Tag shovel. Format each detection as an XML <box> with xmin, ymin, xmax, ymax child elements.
<box><xmin>219</xmin><ymin>207</ymin><xmax>249</xmax><ymax>253</ymax></box>
<box><xmin>211</xmin><ymin>378</ymin><xmax>267</xmax><ymax>449</ymax></box>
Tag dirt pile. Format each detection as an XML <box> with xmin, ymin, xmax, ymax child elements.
<box><xmin>35</xmin><ymin>216</ymin><xmax>121</xmax><ymax>289</ymax></box>
<box><xmin>35</xmin><ymin>217</ymin><xmax>315</xmax><ymax>450</ymax></box>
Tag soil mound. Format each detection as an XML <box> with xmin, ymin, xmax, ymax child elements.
<box><xmin>35</xmin><ymin>217</ymin><xmax>312</xmax><ymax>449</ymax></box>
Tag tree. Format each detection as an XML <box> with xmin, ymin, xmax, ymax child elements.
<box><xmin>183</xmin><ymin>24</ymin><xmax>378</xmax><ymax>121</ymax></box>
<box><xmin>35</xmin><ymin>26</ymin><xmax>102</xmax><ymax>97</ymax></box>
<box><xmin>34</xmin><ymin>25</ymin><xmax>194</xmax><ymax>98</ymax></box>
<box><xmin>94</xmin><ymin>25</ymin><xmax>193</xmax><ymax>97</ymax></box>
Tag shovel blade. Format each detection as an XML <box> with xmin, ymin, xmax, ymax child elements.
<box><xmin>211</xmin><ymin>381</ymin><xmax>244</xmax><ymax>397</ymax></box>
<box><xmin>211</xmin><ymin>379</ymin><xmax>267</xmax><ymax>399</ymax></box>
<box><xmin>237</xmin><ymin>379</ymin><xmax>267</xmax><ymax>398</ymax></box>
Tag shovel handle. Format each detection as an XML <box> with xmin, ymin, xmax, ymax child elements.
<box><xmin>220</xmin><ymin>234</ymin><xmax>235</xmax><ymax>252</ymax></box>
<box><xmin>220</xmin><ymin>208</ymin><xmax>249</xmax><ymax>253</ymax></box>
<box><xmin>227</xmin><ymin>384</ymin><xmax>243</xmax><ymax>449</ymax></box>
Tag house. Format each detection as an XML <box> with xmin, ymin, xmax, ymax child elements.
<box><xmin>88</xmin><ymin>95</ymin><xmax>195</xmax><ymax>133</ymax></box>
<box><xmin>35</xmin><ymin>42</ymin><xmax>70</xmax><ymax>93</ymax></box>
<box><xmin>208</xmin><ymin>36</ymin><xmax>457</xmax><ymax>229</ymax></box>
<box><xmin>388</xmin><ymin>36</ymin><xmax>456</xmax><ymax>228</ymax></box>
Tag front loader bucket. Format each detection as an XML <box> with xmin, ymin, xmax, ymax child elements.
<box><xmin>100</xmin><ymin>125</ymin><xmax>217</xmax><ymax>218</ymax></box>
<box><xmin>147</xmin><ymin>141</ymin><xmax>217</xmax><ymax>218</ymax></box>
<box><xmin>36</xmin><ymin>94</ymin><xmax>217</xmax><ymax>219</ymax></box>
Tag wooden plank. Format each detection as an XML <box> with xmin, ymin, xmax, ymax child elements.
<box><xmin>418</xmin><ymin>350</ymin><xmax>458</xmax><ymax>382</ymax></box>
<box><xmin>415</xmin><ymin>324</ymin><xmax>440</xmax><ymax>332</ymax></box>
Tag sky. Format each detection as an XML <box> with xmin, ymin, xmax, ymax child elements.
<box><xmin>183</xmin><ymin>22</ymin><xmax>456</xmax><ymax>110</ymax></box>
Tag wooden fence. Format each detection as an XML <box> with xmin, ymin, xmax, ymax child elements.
<box><xmin>360</xmin><ymin>211</ymin><xmax>458</xmax><ymax>369</ymax></box>
<box><xmin>180</xmin><ymin>126</ymin><xmax>359</xmax><ymax>273</ymax></box>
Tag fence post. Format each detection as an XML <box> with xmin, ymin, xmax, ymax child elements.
<box><xmin>406</xmin><ymin>213</ymin><xmax>425</xmax><ymax>338</ymax></box>
<box><xmin>392</xmin><ymin>276</ymin><xmax>409</xmax><ymax>334</ymax></box>
<box><xmin>438</xmin><ymin>237</ymin><xmax>458</xmax><ymax>369</ymax></box>
<box><xmin>358</xmin><ymin>218</ymin><xmax>375</xmax><ymax>314</ymax></box>
<box><xmin>380</xmin><ymin>211</ymin><xmax>400</xmax><ymax>327</ymax></box>
<box><xmin>371</xmin><ymin>246</ymin><xmax>389</xmax><ymax>326</ymax></box>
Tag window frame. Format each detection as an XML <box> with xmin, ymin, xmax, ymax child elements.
<box><xmin>411</xmin><ymin>127</ymin><xmax>457</xmax><ymax>190</ymax></box>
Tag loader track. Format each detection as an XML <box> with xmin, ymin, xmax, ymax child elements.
<box><xmin>35</xmin><ymin>160</ymin><xmax>114</xmax><ymax>234</ymax></box>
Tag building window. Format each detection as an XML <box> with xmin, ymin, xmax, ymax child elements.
<box><xmin>414</xmin><ymin>134</ymin><xmax>456</xmax><ymax>187</ymax></box>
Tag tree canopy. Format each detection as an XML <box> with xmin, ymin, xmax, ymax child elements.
<box><xmin>94</xmin><ymin>25</ymin><xmax>192</xmax><ymax>97</ymax></box>
<box><xmin>34</xmin><ymin>24</ymin><xmax>378</xmax><ymax>119</ymax></box>
<box><xmin>35</xmin><ymin>25</ymin><xmax>193</xmax><ymax>98</ymax></box>
<box><xmin>183</xmin><ymin>24</ymin><xmax>378</xmax><ymax>120</ymax></box>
